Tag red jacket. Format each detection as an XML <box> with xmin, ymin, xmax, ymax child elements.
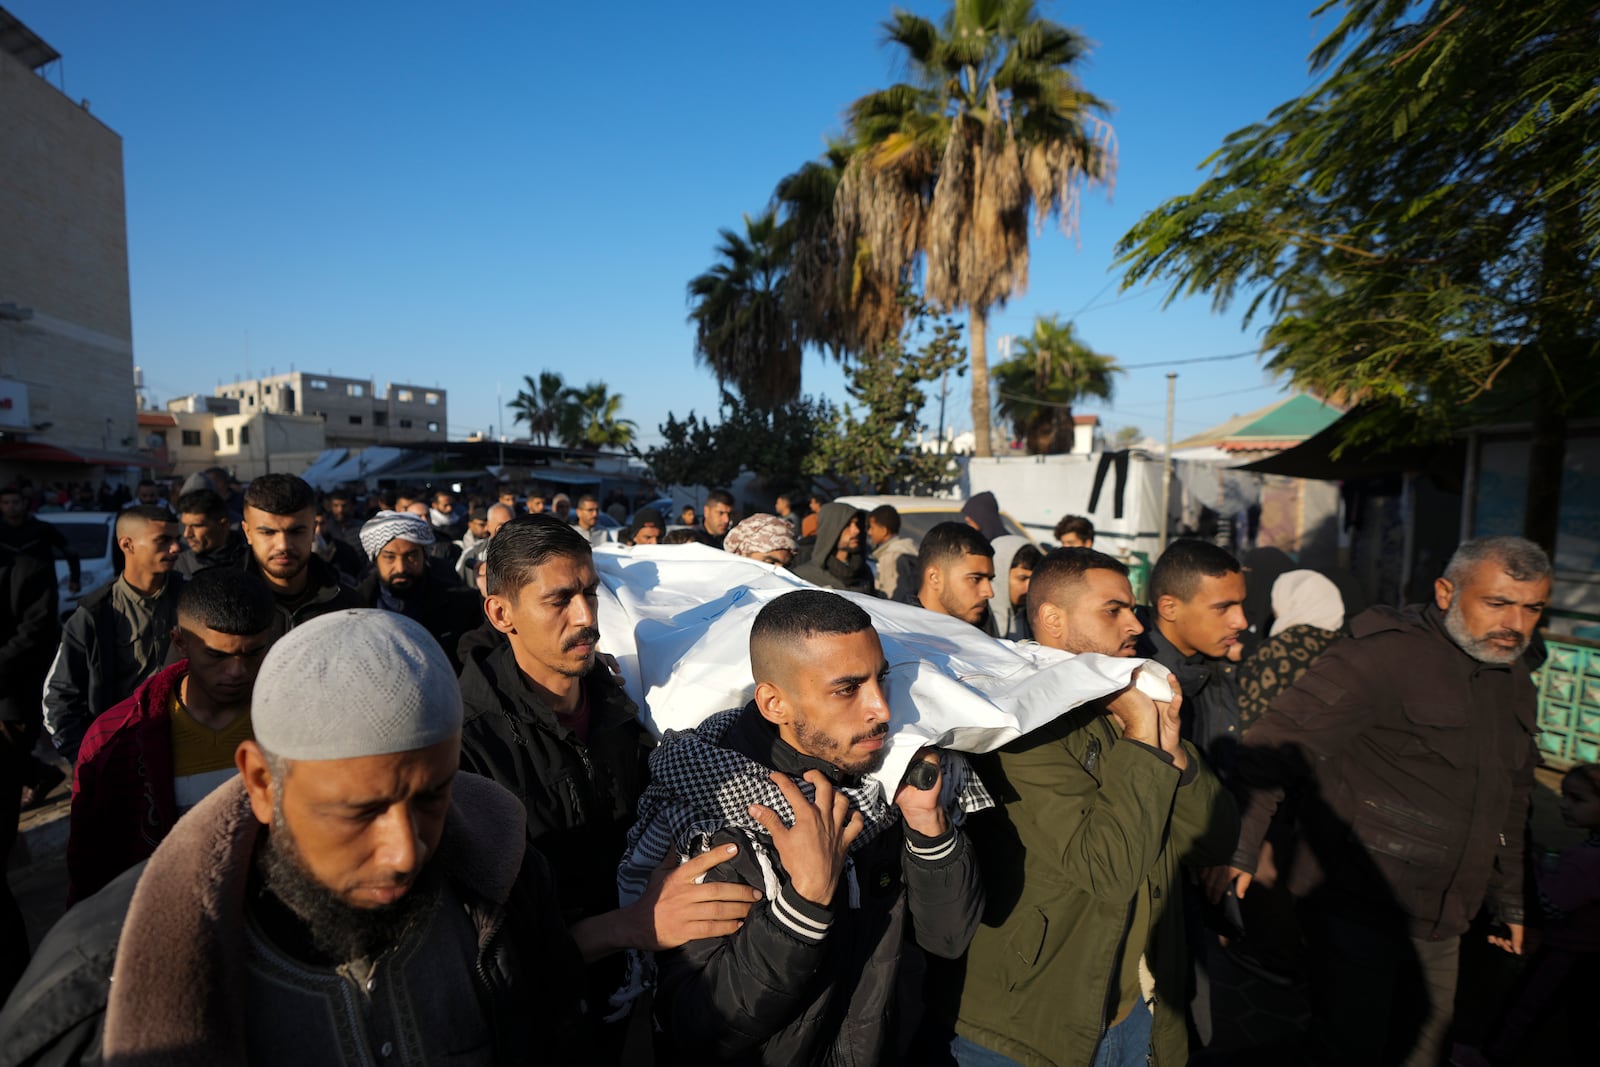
<box><xmin>68</xmin><ymin>660</ymin><xmax>187</xmax><ymax>905</ymax></box>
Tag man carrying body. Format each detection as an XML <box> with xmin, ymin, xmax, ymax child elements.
<box><xmin>955</xmin><ymin>548</ymin><xmax>1238</xmax><ymax>1067</ymax></box>
<box><xmin>571</xmin><ymin>493</ymin><xmax>609</xmax><ymax>547</ymax></box>
<box><xmin>459</xmin><ymin>515</ymin><xmax>758</xmax><ymax>1054</ymax></box>
<box><xmin>905</xmin><ymin>521</ymin><xmax>997</xmax><ymax>633</ymax></box>
<box><xmin>1217</xmin><ymin>536</ymin><xmax>1550</xmax><ymax>1067</ymax></box>
<box><xmin>68</xmin><ymin>567</ymin><xmax>277</xmax><ymax>903</ymax></box>
<box><xmin>358</xmin><ymin>511</ymin><xmax>484</xmax><ymax>671</ymax></box>
<box><xmin>173</xmin><ymin>488</ymin><xmax>248</xmax><ymax>578</ymax></box>
<box><xmin>790</xmin><ymin>502</ymin><xmax>874</xmax><ymax>594</ymax></box>
<box><xmin>866</xmin><ymin>503</ymin><xmax>917</xmax><ymax>600</ymax></box>
<box><xmin>644</xmin><ymin>589</ymin><xmax>984</xmax><ymax>1065</ymax></box>
<box><xmin>1137</xmin><ymin>539</ymin><xmax>1248</xmax><ymax>770</ymax></box>
<box><xmin>44</xmin><ymin>506</ymin><xmax>183</xmax><ymax>763</ymax></box>
<box><xmin>699</xmin><ymin>489</ymin><xmax>734</xmax><ymax>549</ymax></box>
<box><xmin>0</xmin><ymin>485</ymin><xmax>80</xmax><ymax>595</ymax></box>
<box><xmin>240</xmin><ymin>474</ymin><xmax>362</xmax><ymax>631</ymax></box>
<box><xmin>1</xmin><ymin>609</ymin><xmax>585</xmax><ymax>1063</ymax></box>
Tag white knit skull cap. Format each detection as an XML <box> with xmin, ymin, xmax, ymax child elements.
<box><xmin>252</xmin><ymin>609</ymin><xmax>462</xmax><ymax>760</ymax></box>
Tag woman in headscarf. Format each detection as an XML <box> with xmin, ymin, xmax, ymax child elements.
<box><xmin>1237</xmin><ymin>569</ymin><xmax>1346</xmax><ymax>730</ymax></box>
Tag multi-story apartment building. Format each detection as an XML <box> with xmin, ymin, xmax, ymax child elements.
<box><xmin>214</xmin><ymin>372</ymin><xmax>447</xmax><ymax>448</ymax></box>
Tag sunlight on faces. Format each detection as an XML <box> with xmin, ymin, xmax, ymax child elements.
<box><xmin>833</xmin><ymin>515</ymin><xmax>863</xmax><ymax>557</ymax></box>
<box><xmin>929</xmin><ymin>553</ymin><xmax>995</xmax><ymax>624</ymax></box>
<box><xmin>180</xmin><ymin>510</ymin><xmax>229</xmax><ymax>554</ymax></box>
<box><xmin>752</xmin><ymin>548</ymin><xmax>794</xmax><ymax>566</ymax></box>
<box><xmin>240</xmin><ymin>737</ymin><xmax>459</xmax><ymax>910</ymax></box>
<box><xmin>486</xmin><ymin>554</ymin><xmax>601</xmax><ymax>688</ymax></box>
<box><xmin>173</xmin><ymin>621</ymin><xmax>272</xmax><ymax>710</ymax></box>
<box><xmin>1159</xmin><ymin>570</ymin><xmax>1247</xmax><ymax>658</ymax></box>
<box><xmin>376</xmin><ymin>539</ymin><xmax>426</xmax><ymax>591</ymax></box>
<box><xmin>1436</xmin><ymin>561</ymin><xmax>1549</xmax><ymax>664</ymax></box>
<box><xmin>118</xmin><ymin>514</ymin><xmax>181</xmax><ymax>574</ymax></box>
<box><xmin>575</xmin><ymin>500</ymin><xmax>600</xmax><ymax>529</ymax></box>
<box><xmin>1009</xmin><ymin>564</ymin><xmax>1033</xmax><ymax>608</ymax></box>
<box><xmin>244</xmin><ymin>505</ymin><xmax>313</xmax><ymax>583</ymax></box>
<box><xmin>527</xmin><ymin>496</ymin><xmax>546</xmax><ymax>514</ymax></box>
<box><xmin>1038</xmin><ymin>569</ymin><xmax>1144</xmax><ymax>657</ymax></box>
<box><xmin>405</xmin><ymin>501</ymin><xmax>430</xmax><ymax>519</ymax></box>
<box><xmin>704</xmin><ymin>500</ymin><xmax>733</xmax><ymax>536</ymax></box>
<box><xmin>754</xmin><ymin>629</ymin><xmax>891</xmax><ymax>777</ymax></box>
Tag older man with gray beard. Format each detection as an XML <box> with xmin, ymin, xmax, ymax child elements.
<box><xmin>1219</xmin><ymin>536</ymin><xmax>1551</xmax><ymax>1067</ymax></box>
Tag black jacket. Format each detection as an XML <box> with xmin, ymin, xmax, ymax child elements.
<box><xmin>653</xmin><ymin>705</ymin><xmax>984</xmax><ymax>1067</ymax></box>
<box><xmin>1136</xmin><ymin>615</ymin><xmax>1243</xmax><ymax>771</ymax></box>
<box><xmin>457</xmin><ymin>641</ymin><xmax>654</xmax><ymax>926</ymax></box>
<box><xmin>242</xmin><ymin>551</ymin><xmax>362</xmax><ymax>632</ymax></box>
<box><xmin>172</xmin><ymin>529</ymin><xmax>247</xmax><ymax>579</ymax></box>
<box><xmin>1232</xmin><ymin>603</ymin><xmax>1537</xmax><ymax>939</ymax></box>
<box><xmin>0</xmin><ymin>552</ymin><xmax>59</xmax><ymax>722</ymax></box>
<box><xmin>789</xmin><ymin>503</ymin><xmax>873</xmax><ymax>595</ymax></box>
<box><xmin>357</xmin><ymin>570</ymin><xmax>485</xmax><ymax>672</ymax></box>
<box><xmin>0</xmin><ymin>518</ymin><xmax>80</xmax><ymax>586</ymax></box>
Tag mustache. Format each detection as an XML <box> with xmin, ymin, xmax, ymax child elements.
<box><xmin>852</xmin><ymin>723</ymin><xmax>890</xmax><ymax>745</ymax></box>
<box><xmin>563</xmin><ymin>627</ymin><xmax>601</xmax><ymax>652</ymax></box>
<box><xmin>1485</xmin><ymin>629</ymin><xmax>1526</xmax><ymax>646</ymax></box>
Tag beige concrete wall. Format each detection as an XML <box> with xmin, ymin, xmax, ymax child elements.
<box><xmin>0</xmin><ymin>46</ymin><xmax>134</xmax><ymax>457</ymax></box>
<box><xmin>212</xmin><ymin>412</ymin><xmax>325</xmax><ymax>480</ymax></box>
<box><xmin>214</xmin><ymin>373</ymin><xmax>447</xmax><ymax>448</ymax></box>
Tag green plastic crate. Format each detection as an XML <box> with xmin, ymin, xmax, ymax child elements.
<box><xmin>1534</xmin><ymin>636</ymin><xmax>1600</xmax><ymax>771</ymax></box>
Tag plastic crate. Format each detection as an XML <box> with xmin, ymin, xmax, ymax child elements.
<box><xmin>1534</xmin><ymin>636</ymin><xmax>1600</xmax><ymax>771</ymax></box>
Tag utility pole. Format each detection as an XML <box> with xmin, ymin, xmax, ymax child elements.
<box><xmin>495</xmin><ymin>383</ymin><xmax>505</xmax><ymax>468</ymax></box>
<box><xmin>1159</xmin><ymin>373</ymin><xmax>1176</xmax><ymax>553</ymax></box>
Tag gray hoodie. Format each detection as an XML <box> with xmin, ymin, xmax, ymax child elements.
<box><xmin>986</xmin><ymin>535</ymin><xmax>1033</xmax><ymax>641</ymax></box>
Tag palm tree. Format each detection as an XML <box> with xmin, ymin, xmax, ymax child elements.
<box><xmin>686</xmin><ymin>210</ymin><xmax>803</xmax><ymax>410</ymax></box>
<box><xmin>562</xmin><ymin>381</ymin><xmax>637</xmax><ymax>450</ymax></box>
<box><xmin>836</xmin><ymin>0</ymin><xmax>1115</xmax><ymax>456</ymax></box>
<box><xmin>508</xmin><ymin>371</ymin><xmax>569</xmax><ymax>445</ymax></box>
<box><xmin>993</xmin><ymin>315</ymin><xmax>1118</xmax><ymax>454</ymax></box>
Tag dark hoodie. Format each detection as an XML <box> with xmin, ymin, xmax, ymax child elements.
<box><xmin>960</xmin><ymin>492</ymin><xmax>1006</xmax><ymax>541</ymax></box>
<box><xmin>789</xmin><ymin>503</ymin><xmax>874</xmax><ymax>594</ymax></box>
<box><xmin>625</xmin><ymin>506</ymin><xmax>665</xmax><ymax>545</ymax></box>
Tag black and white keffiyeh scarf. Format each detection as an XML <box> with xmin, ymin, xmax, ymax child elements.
<box><xmin>607</xmin><ymin>707</ymin><xmax>993</xmax><ymax>1016</ymax></box>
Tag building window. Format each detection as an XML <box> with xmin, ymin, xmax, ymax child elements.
<box><xmin>427</xmin><ymin>421</ymin><xmax>439</xmax><ymax>433</ymax></box>
<box><xmin>373</xmin><ymin>411</ymin><xmax>388</xmax><ymax>427</ymax></box>
<box><xmin>347</xmin><ymin>383</ymin><xmax>366</xmax><ymax>398</ymax></box>
<box><xmin>309</xmin><ymin>378</ymin><xmax>329</xmax><ymax>390</ymax></box>
<box><xmin>240</xmin><ymin>426</ymin><xmax>250</xmax><ymax>445</ymax></box>
<box><xmin>425</xmin><ymin>393</ymin><xmax>440</xmax><ymax>406</ymax></box>
<box><xmin>247</xmin><ymin>395</ymin><xmax>255</xmax><ymax>406</ymax></box>
<box><xmin>349</xmin><ymin>414</ymin><xmax>363</xmax><ymax>425</ymax></box>
<box><xmin>264</xmin><ymin>384</ymin><xmax>272</xmax><ymax>394</ymax></box>
<box><xmin>397</xmin><ymin>389</ymin><xmax>414</xmax><ymax>403</ymax></box>
<box><xmin>225</xmin><ymin>427</ymin><xmax>235</xmax><ymax>446</ymax></box>
<box><xmin>399</xmin><ymin>418</ymin><xmax>413</xmax><ymax>429</ymax></box>
<box><xmin>181</xmin><ymin>430</ymin><xmax>201</xmax><ymax>447</ymax></box>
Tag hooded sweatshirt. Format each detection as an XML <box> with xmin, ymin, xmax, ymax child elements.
<box><xmin>789</xmin><ymin>503</ymin><xmax>874</xmax><ymax>594</ymax></box>
<box><xmin>960</xmin><ymin>492</ymin><xmax>1006</xmax><ymax>541</ymax></box>
<box><xmin>985</xmin><ymin>535</ymin><xmax>1033</xmax><ymax>642</ymax></box>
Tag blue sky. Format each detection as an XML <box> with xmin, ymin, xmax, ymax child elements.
<box><xmin>12</xmin><ymin>1</ymin><xmax>1337</xmax><ymax>448</ymax></box>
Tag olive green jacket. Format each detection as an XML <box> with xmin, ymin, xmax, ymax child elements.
<box><xmin>956</xmin><ymin>708</ymin><xmax>1239</xmax><ymax>1067</ymax></box>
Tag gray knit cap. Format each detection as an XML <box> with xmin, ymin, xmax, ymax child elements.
<box><xmin>252</xmin><ymin>610</ymin><xmax>462</xmax><ymax>761</ymax></box>
<box><xmin>359</xmin><ymin>509</ymin><xmax>436</xmax><ymax>560</ymax></box>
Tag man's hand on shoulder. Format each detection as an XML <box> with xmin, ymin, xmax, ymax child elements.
<box><xmin>749</xmin><ymin>770</ymin><xmax>863</xmax><ymax>906</ymax></box>
<box><xmin>624</xmin><ymin>843</ymin><xmax>763</xmax><ymax>952</ymax></box>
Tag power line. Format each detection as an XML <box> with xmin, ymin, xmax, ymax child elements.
<box><xmin>1117</xmin><ymin>350</ymin><xmax>1258</xmax><ymax>370</ymax></box>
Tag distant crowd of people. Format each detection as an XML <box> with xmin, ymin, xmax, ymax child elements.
<box><xmin>0</xmin><ymin>471</ymin><xmax>1593</xmax><ymax>1066</ymax></box>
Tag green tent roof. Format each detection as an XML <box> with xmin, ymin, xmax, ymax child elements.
<box><xmin>1172</xmin><ymin>394</ymin><xmax>1345</xmax><ymax>452</ymax></box>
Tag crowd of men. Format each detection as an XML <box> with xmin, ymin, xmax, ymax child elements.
<box><xmin>0</xmin><ymin>472</ymin><xmax>1564</xmax><ymax>1067</ymax></box>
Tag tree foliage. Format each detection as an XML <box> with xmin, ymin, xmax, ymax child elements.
<box><xmin>642</xmin><ymin>394</ymin><xmax>835</xmax><ymax>493</ymax></box>
<box><xmin>508</xmin><ymin>371</ymin><xmax>568</xmax><ymax>446</ymax></box>
<box><xmin>837</xmin><ymin>0</ymin><xmax>1116</xmax><ymax>457</ymax></box>
<box><xmin>806</xmin><ymin>294</ymin><xmax>966</xmax><ymax>493</ymax></box>
<box><xmin>509</xmin><ymin>372</ymin><xmax>636</xmax><ymax>450</ymax></box>
<box><xmin>992</xmin><ymin>315</ymin><xmax>1119</xmax><ymax>454</ymax></box>
<box><xmin>1117</xmin><ymin>0</ymin><xmax>1599</xmax><ymax>458</ymax></box>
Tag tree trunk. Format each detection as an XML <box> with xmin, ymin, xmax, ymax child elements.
<box><xmin>970</xmin><ymin>307</ymin><xmax>992</xmax><ymax>457</ymax></box>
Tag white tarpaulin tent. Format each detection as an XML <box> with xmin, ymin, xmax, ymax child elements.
<box><xmin>593</xmin><ymin>543</ymin><xmax>1165</xmax><ymax>792</ymax></box>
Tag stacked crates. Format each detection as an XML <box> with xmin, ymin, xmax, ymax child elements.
<box><xmin>1534</xmin><ymin>636</ymin><xmax>1600</xmax><ymax>770</ymax></box>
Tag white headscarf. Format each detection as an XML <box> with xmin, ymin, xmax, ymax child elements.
<box><xmin>1270</xmin><ymin>570</ymin><xmax>1344</xmax><ymax>636</ymax></box>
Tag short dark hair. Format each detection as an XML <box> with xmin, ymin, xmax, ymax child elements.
<box><xmin>136</xmin><ymin>479</ymin><xmax>158</xmax><ymax>491</ymax></box>
<box><xmin>868</xmin><ymin>504</ymin><xmax>901</xmax><ymax>536</ymax></box>
<box><xmin>775</xmin><ymin>493</ymin><xmax>795</xmax><ymax>510</ymax></box>
<box><xmin>116</xmin><ymin>505</ymin><xmax>176</xmax><ymax>537</ymax></box>
<box><xmin>1012</xmin><ymin>543</ymin><xmax>1043</xmax><ymax>572</ymax></box>
<box><xmin>578</xmin><ymin>493</ymin><xmax>600</xmax><ymax>507</ymax></box>
<box><xmin>918</xmin><ymin>521</ymin><xmax>994</xmax><ymax>575</ymax></box>
<box><xmin>176</xmin><ymin>488</ymin><xmax>226</xmax><ymax>521</ymax></box>
<box><xmin>750</xmin><ymin>590</ymin><xmax>874</xmax><ymax>684</ymax></box>
<box><xmin>0</xmin><ymin>485</ymin><xmax>21</xmax><ymax>499</ymax></box>
<box><xmin>328</xmin><ymin>489</ymin><xmax>352</xmax><ymax>504</ymax></box>
<box><xmin>485</xmin><ymin>514</ymin><xmax>591</xmax><ymax>599</ymax></box>
<box><xmin>244</xmin><ymin>474</ymin><xmax>315</xmax><ymax>517</ymax></box>
<box><xmin>1054</xmin><ymin>515</ymin><xmax>1095</xmax><ymax>543</ymax></box>
<box><xmin>1149</xmin><ymin>540</ymin><xmax>1241</xmax><ymax>604</ymax></box>
<box><xmin>178</xmin><ymin>567</ymin><xmax>276</xmax><ymax>636</ymax></box>
<box><xmin>1028</xmin><ymin>547</ymin><xmax>1129</xmax><ymax>627</ymax></box>
<box><xmin>706</xmin><ymin>489</ymin><xmax>734</xmax><ymax>509</ymax></box>
<box><xmin>662</xmin><ymin>527</ymin><xmax>701</xmax><ymax>545</ymax></box>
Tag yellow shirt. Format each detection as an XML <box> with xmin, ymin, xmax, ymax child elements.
<box><xmin>169</xmin><ymin>692</ymin><xmax>253</xmax><ymax>813</ymax></box>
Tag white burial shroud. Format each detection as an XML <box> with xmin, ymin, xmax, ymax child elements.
<box><xmin>593</xmin><ymin>542</ymin><xmax>1173</xmax><ymax>794</ymax></box>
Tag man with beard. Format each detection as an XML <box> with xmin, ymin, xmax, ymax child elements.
<box><xmin>67</xmin><ymin>567</ymin><xmax>277</xmax><ymax>904</ymax></box>
<box><xmin>790</xmin><ymin>502</ymin><xmax>874</xmax><ymax>594</ymax></box>
<box><xmin>43</xmin><ymin>506</ymin><xmax>184</xmax><ymax>763</ymax></box>
<box><xmin>621</xmin><ymin>506</ymin><xmax>665</xmax><ymax>546</ymax></box>
<box><xmin>903</xmin><ymin>521</ymin><xmax>997</xmax><ymax>633</ymax></box>
<box><xmin>953</xmin><ymin>548</ymin><xmax>1238</xmax><ymax>1067</ymax></box>
<box><xmin>698</xmin><ymin>488</ymin><xmax>734</xmax><ymax>549</ymax></box>
<box><xmin>324</xmin><ymin>489</ymin><xmax>366</xmax><ymax>548</ymax></box>
<box><xmin>173</xmin><ymin>488</ymin><xmax>248</xmax><ymax>577</ymax></box>
<box><xmin>458</xmin><ymin>516</ymin><xmax>758</xmax><ymax>1059</ymax></box>
<box><xmin>240</xmin><ymin>474</ymin><xmax>362</xmax><ymax>631</ymax></box>
<box><xmin>1216</xmin><ymin>537</ymin><xmax>1550</xmax><ymax>1067</ymax></box>
<box><xmin>0</xmin><ymin>610</ymin><xmax>584</xmax><ymax>1063</ymax></box>
<box><xmin>357</xmin><ymin>511</ymin><xmax>484</xmax><ymax>672</ymax></box>
<box><xmin>643</xmin><ymin>590</ymin><xmax>984</xmax><ymax>1065</ymax></box>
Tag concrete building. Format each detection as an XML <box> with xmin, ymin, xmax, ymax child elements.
<box><xmin>157</xmin><ymin>394</ymin><xmax>325</xmax><ymax>480</ymax></box>
<box><xmin>0</xmin><ymin>10</ymin><xmax>141</xmax><ymax>486</ymax></box>
<box><xmin>214</xmin><ymin>372</ymin><xmax>446</xmax><ymax>449</ymax></box>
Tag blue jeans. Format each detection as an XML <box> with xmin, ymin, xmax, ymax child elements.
<box><xmin>950</xmin><ymin>1000</ymin><xmax>1152</xmax><ymax>1067</ymax></box>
